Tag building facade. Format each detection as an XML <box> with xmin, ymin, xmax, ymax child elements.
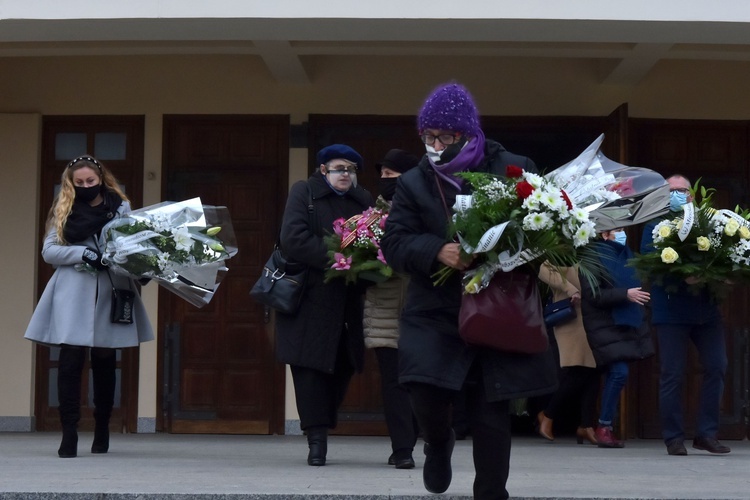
<box><xmin>1</xmin><ymin>1</ymin><xmax>749</xmax><ymax>438</ymax></box>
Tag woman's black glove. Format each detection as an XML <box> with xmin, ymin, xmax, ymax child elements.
<box><xmin>82</xmin><ymin>248</ymin><xmax>107</xmax><ymax>270</ymax></box>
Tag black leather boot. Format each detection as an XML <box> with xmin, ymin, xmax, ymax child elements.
<box><xmin>91</xmin><ymin>348</ymin><xmax>116</xmax><ymax>454</ymax></box>
<box><xmin>57</xmin><ymin>346</ymin><xmax>85</xmax><ymax>458</ymax></box>
<box><xmin>306</xmin><ymin>426</ymin><xmax>328</xmax><ymax>466</ymax></box>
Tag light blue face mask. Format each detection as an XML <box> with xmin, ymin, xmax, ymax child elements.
<box><xmin>670</xmin><ymin>191</ymin><xmax>688</xmax><ymax>212</ymax></box>
<box><xmin>614</xmin><ymin>231</ymin><xmax>627</xmax><ymax>246</ymax></box>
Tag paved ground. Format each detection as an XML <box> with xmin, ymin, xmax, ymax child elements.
<box><xmin>0</xmin><ymin>432</ymin><xmax>748</xmax><ymax>499</ymax></box>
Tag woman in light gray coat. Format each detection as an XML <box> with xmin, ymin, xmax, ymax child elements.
<box><xmin>25</xmin><ymin>156</ymin><xmax>153</xmax><ymax>458</ymax></box>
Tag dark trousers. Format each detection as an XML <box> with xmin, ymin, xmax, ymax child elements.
<box><xmin>407</xmin><ymin>362</ymin><xmax>511</xmax><ymax>500</ymax></box>
<box><xmin>374</xmin><ymin>347</ymin><xmax>418</xmax><ymax>453</ymax></box>
<box><xmin>657</xmin><ymin>322</ymin><xmax>727</xmax><ymax>443</ymax></box>
<box><xmin>58</xmin><ymin>346</ymin><xmax>117</xmax><ymax>427</ymax></box>
<box><xmin>544</xmin><ymin>366</ymin><xmax>600</xmax><ymax>428</ymax></box>
<box><xmin>290</xmin><ymin>332</ymin><xmax>355</xmax><ymax>430</ymax></box>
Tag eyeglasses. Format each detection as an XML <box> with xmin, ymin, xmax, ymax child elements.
<box><xmin>327</xmin><ymin>168</ymin><xmax>357</xmax><ymax>176</ymax></box>
<box><xmin>670</xmin><ymin>188</ymin><xmax>690</xmax><ymax>194</ymax></box>
<box><xmin>420</xmin><ymin>133</ymin><xmax>460</xmax><ymax>146</ymax></box>
<box><xmin>67</xmin><ymin>155</ymin><xmax>102</xmax><ymax>171</ymax></box>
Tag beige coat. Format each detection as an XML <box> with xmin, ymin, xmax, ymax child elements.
<box><xmin>538</xmin><ymin>263</ymin><xmax>596</xmax><ymax>368</ymax></box>
<box><xmin>362</xmin><ymin>274</ymin><xmax>409</xmax><ymax>349</ymax></box>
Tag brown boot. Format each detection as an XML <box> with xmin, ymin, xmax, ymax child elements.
<box><xmin>537</xmin><ymin>411</ymin><xmax>554</xmax><ymax>441</ymax></box>
<box><xmin>576</xmin><ymin>426</ymin><xmax>597</xmax><ymax>445</ymax></box>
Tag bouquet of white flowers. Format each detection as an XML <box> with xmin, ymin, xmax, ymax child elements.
<box><xmin>100</xmin><ymin>197</ymin><xmax>238</xmax><ymax>307</ymax></box>
<box><xmin>546</xmin><ymin>134</ymin><xmax>670</xmax><ymax>231</ymax></box>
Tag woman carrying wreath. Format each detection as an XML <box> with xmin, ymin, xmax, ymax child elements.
<box><xmin>381</xmin><ymin>82</ymin><xmax>557</xmax><ymax>500</ymax></box>
<box><xmin>25</xmin><ymin>156</ymin><xmax>154</xmax><ymax>458</ymax></box>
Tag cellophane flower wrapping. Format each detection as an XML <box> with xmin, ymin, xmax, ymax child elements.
<box><xmin>445</xmin><ymin>166</ymin><xmax>598</xmax><ymax>294</ymax></box>
<box><xmin>100</xmin><ymin>197</ymin><xmax>238</xmax><ymax>307</ymax></box>
<box><xmin>545</xmin><ymin>133</ymin><xmax>670</xmax><ymax>231</ymax></box>
<box><xmin>324</xmin><ymin>197</ymin><xmax>393</xmax><ymax>284</ymax></box>
<box><xmin>628</xmin><ymin>183</ymin><xmax>750</xmax><ymax>298</ymax></box>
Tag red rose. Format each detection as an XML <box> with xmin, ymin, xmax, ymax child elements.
<box><xmin>561</xmin><ymin>189</ymin><xmax>573</xmax><ymax>210</ymax></box>
<box><xmin>506</xmin><ymin>165</ymin><xmax>523</xmax><ymax>178</ymax></box>
<box><xmin>516</xmin><ymin>181</ymin><xmax>534</xmax><ymax>199</ymax></box>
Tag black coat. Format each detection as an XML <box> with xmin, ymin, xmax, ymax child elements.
<box><xmin>381</xmin><ymin>139</ymin><xmax>558</xmax><ymax>401</ymax></box>
<box><xmin>579</xmin><ymin>243</ymin><xmax>655</xmax><ymax>366</ymax></box>
<box><xmin>275</xmin><ymin>171</ymin><xmax>374</xmax><ymax>373</ymax></box>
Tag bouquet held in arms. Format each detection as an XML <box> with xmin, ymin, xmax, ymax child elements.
<box><xmin>629</xmin><ymin>181</ymin><xmax>750</xmax><ymax>299</ymax></box>
<box><xmin>546</xmin><ymin>133</ymin><xmax>670</xmax><ymax>231</ymax></box>
<box><xmin>434</xmin><ymin>165</ymin><xmax>599</xmax><ymax>294</ymax></box>
<box><xmin>100</xmin><ymin>197</ymin><xmax>238</xmax><ymax>307</ymax></box>
<box><xmin>324</xmin><ymin>198</ymin><xmax>393</xmax><ymax>284</ymax></box>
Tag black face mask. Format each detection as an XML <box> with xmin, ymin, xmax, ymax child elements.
<box><xmin>378</xmin><ymin>177</ymin><xmax>398</xmax><ymax>201</ymax></box>
<box><xmin>435</xmin><ymin>135</ymin><xmax>468</xmax><ymax>164</ymax></box>
<box><xmin>74</xmin><ymin>184</ymin><xmax>102</xmax><ymax>203</ymax></box>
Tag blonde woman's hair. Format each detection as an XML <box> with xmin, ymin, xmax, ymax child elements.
<box><xmin>46</xmin><ymin>156</ymin><xmax>129</xmax><ymax>244</ymax></box>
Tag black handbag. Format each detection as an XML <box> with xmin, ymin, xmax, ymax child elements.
<box><xmin>105</xmin><ymin>268</ymin><xmax>135</xmax><ymax>324</ymax></box>
<box><xmin>250</xmin><ymin>183</ymin><xmax>314</xmax><ymax>315</ymax></box>
<box><xmin>250</xmin><ymin>246</ymin><xmax>309</xmax><ymax>315</ymax></box>
<box><xmin>543</xmin><ymin>298</ymin><xmax>576</xmax><ymax>328</ymax></box>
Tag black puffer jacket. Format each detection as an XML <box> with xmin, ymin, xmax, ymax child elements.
<box><xmin>381</xmin><ymin>139</ymin><xmax>558</xmax><ymax>401</ymax></box>
<box><xmin>275</xmin><ymin>171</ymin><xmax>374</xmax><ymax>373</ymax></box>
<box><xmin>579</xmin><ymin>241</ymin><xmax>655</xmax><ymax>366</ymax></box>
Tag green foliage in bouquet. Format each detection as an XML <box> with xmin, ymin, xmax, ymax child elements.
<box><xmin>629</xmin><ymin>180</ymin><xmax>750</xmax><ymax>298</ymax></box>
<box><xmin>433</xmin><ymin>168</ymin><xmax>604</xmax><ymax>293</ymax></box>
<box><xmin>104</xmin><ymin>221</ymin><xmax>228</xmax><ymax>278</ymax></box>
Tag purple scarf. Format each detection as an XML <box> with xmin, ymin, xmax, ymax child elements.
<box><xmin>429</xmin><ymin>129</ymin><xmax>486</xmax><ymax>190</ymax></box>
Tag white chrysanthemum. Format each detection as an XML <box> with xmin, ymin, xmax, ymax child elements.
<box><xmin>522</xmin><ymin>196</ymin><xmax>541</xmax><ymax>211</ymax></box>
<box><xmin>171</xmin><ymin>226</ymin><xmax>193</xmax><ymax>251</ymax></box>
<box><xmin>571</xmin><ymin>207</ymin><xmax>589</xmax><ymax>223</ymax></box>
<box><xmin>536</xmin><ymin>189</ymin><xmax>563</xmax><ymax>211</ymax></box>
<box><xmin>573</xmin><ymin>221</ymin><xmax>596</xmax><ymax>247</ymax></box>
<box><xmin>522</xmin><ymin>211</ymin><xmax>554</xmax><ymax>231</ymax></box>
<box><xmin>522</xmin><ymin>172</ymin><xmax>545</xmax><ymax>189</ymax></box>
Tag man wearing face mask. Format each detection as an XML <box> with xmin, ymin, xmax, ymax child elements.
<box><xmin>362</xmin><ymin>149</ymin><xmax>420</xmax><ymax>469</ymax></box>
<box><xmin>381</xmin><ymin>83</ymin><xmax>557</xmax><ymax>499</ymax></box>
<box><xmin>640</xmin><ymin>174</ymin><xmax>730</xmax><ymax>456</ymax></box>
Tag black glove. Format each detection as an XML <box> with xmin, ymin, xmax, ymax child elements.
<box><xmin>82</xmin><ymin>248</ymin><xmax>107</xmax><ymax>270</ymax></box>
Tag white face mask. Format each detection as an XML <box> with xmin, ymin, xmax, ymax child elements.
<box><xmin>425</xmin><ymin>144</ymin><xmax>443</xmax><ymax>163</ymax></box>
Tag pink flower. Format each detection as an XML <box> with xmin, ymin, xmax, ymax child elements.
<box><xmin>331</xmin><ymin>252</ymin><xmax>352</xmax><ymax>270</ymax></box>
<box><xmin>332</xmin><ymin>218</ymin><xmax>346</xmax><ymax>236</ymax></box>
<box><xmin>379</xmin><ymin>213</ymin><xmax>388</xmax><ymax>230</ymax></box>
<box><xmin>377</xmin><ymin>249</ymin><xmax>387</xmax><ymax>265</ymax></box>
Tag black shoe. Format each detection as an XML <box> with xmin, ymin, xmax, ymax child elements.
<box><xmin>692</xmin><ymin>437</ymin><xmax>731</xmax><ymax>454</ymax></box>
<box><xmin>387</xmin><ymin>453</ymin><xmax>395</xmax><ymax>465</ymax></box>
<box><xmin>423</xmin><ymin>429</ymin><xmax>455</xmax><ymax>494</ymax></box>
<box><xmin>392</xmin><ymin>449</ymin><xmax>415</xmax><ymax>469</ymax></box>
<box><xmin>666</xmin><ymin>439</ymin><xmax>687</xmax><ymax>456</ymax></box>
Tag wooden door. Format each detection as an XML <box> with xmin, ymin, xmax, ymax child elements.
<box><xmin>160</xmin><ymin>115</ymin><xmax>288</xmax><ymax>434</ymax></box>
<box><xmin>630</xmin><ymin>119</ymin><xmax>750</xmax><ymax>439</ymax></box>
<box><xmin>36</xmin><ymin>116</ymin><xmax>145</xmax><ymax>432</ymax></box>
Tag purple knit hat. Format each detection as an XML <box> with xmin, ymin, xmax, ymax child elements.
<box><xmin>417</xmin><ymin>83</ymin><xmax>481</xmax><ymax>137</ymax></box>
